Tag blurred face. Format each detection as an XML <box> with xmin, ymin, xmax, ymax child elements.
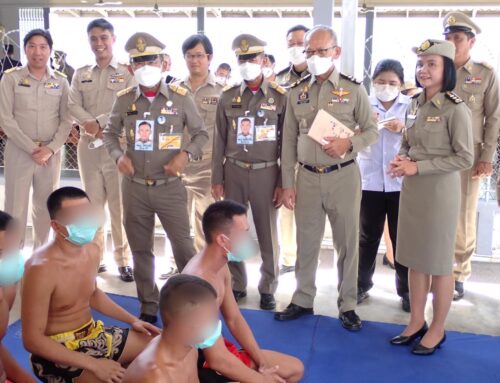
<box><xmin>305</xmin><ymin>30</ymin><xmax>341</xmax><ymax>61</ymax></box>
<box><xmin>240</xmin><ymin>120</ymin><xmax>251</xmax><ymax>135</ymax></box>
<box><xmin>24</xmin><ymin>35</ymin><xmax>51</xmax><ymax>69</ymax></box>
<box><xmin>263</xmin><ymin>57</ymin><xmax>275</xmax><ymax>70</ymax></box>
<box><xmin>168</xmin><ymin>299</ymin><xmax>219</xmax><ymax>347</ymax></box>
<box><xmin>216</xmin><ymin>68</ymin><xmax>230</xmax><ymax>79</ymax></box>
<box><xmin>373</xmin><ymin>71</ymin><xmax>402</xmax><ymax>88</ymax></box>
<box><xmin>162</xmin><ymin>56</ymin><xmax>171</xmax><ymax>72</ymax></box>
<box><xmin>416</xmin><ymin>55</ymin><xmax>444</xmax><ymax>90</ymax></box>
<box><xmin>88</xmin><ymin>27</ymin><xmax>115</xmax><ymax>61</ymax></box>
<box><xmin>0</xmin><ymin>226</ymin><xmax>21</xmax><ymax>260</ymax></box>
<box><xmin>445</xmin><ymin>31</ymin><xmax>475</xmax><ymax>61</ymax></box>
<box><xmin>51</xmin><ymin>197</ymin><xmax>96</xmax><ymax>238</ymax></box>
<box><xmin>139</xmin><ymin>124</ymin><xmax>151</xmax><ymax>141</ymax></box>
<box><xmin>287</xmin><ymin>30</ymin><xmax>306</xmax><ymax>49</ymax></box>
<box><xmin>238</xmin><ymin>53</ymin><xmax>265</xmax><ymax>68</ymax></box>
<box><xmin>185</xmin><ymin>42</ymin><xmax>211</xmax><ymax>77</ymax></box>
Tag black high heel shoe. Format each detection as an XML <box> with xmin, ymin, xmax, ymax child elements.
<box><xmin>390</xmin><ymin>322</ymin><xmax>428</xmax><ymax>346</ymax></box>
<box><xmin>412</xmin><ymin>333</ymin><xmax>447</xmax><ymax>356</ymax></box>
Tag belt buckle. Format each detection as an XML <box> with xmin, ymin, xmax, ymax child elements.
<box><xmin>317</xmin><ymin>166</ymin><xmax>326</xmax><ymax>174</ymax></box>
<box><xmin>243</xmin><ymin>162</ymin><xmax>252</xmax><ymax>169</ymax></box>
<box><xmin>145</xmin><ymin>179</ymin><xmax>156</xmax><ymax>187</ymax></box>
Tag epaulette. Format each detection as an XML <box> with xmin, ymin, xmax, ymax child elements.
<box><xmin>222</xmin><ymin>83</ymin><xmax>240</xmax><ymax>93</ymax></box>
<box><xmin>54</xmin><ymin>70</ymin><xmax>67</xmax><ymax>78</ymax></box>
<box><xmin>276</xmin><ymin>66</ymin><xmax>291</xmax><ymax>77</ymax></box>
<box><xmin>269</xmin><ymin>81</ymin><xmax>286</xmax><ymax>95</ymax></box>
<box><xmin>476</xmin><ymin>61</ymin><xmax>493</xmax><ymax>70</ymax></box>
<box><xmin>290</xmin><ymin>73</ymin><xmax>312</xmax><ymax>89</ymax></box>
<box><xmin>117</xmin><ymin>86</ymin><xmax>135</xmax><ymax>97</ymax></box>
<box><xmin>445</xmin><ymin>91</ymin><xmax>463</xmax><ymax>104</ymax></box>
<box><xmin>169</xmin><ymin>83</ymin><xmax>188</xmax><ymax>96</ymax></box>
<box><xmin>3</xmin><ymin>67</ymin><xmax>20</xmax><ymax>75</ymax></box>
<box><xmin>340</xmin><ymin>72</ymin><xmax>362</xmax><ymax>85</ymax></box>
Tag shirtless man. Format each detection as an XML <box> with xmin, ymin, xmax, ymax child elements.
<box><xmin>183</xmin><ymin>200</ymin><xmax>304</xmax><ymax>383</ymax></box>
<box><xmin>0</xmin><ymin>211</ymin><xmax>36</xmax><ymax>383</ymax></box>
<box><xmin>21</xmin><ymin>186</ymin><xmax>160</xmax><ymax>383</ymax></box>
<box><xmin>123</xmin><ymin>274</ymin><xmax>220</xmax><ymax>383</ymax></box>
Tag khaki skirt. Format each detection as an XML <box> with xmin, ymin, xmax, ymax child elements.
<box><xmin>396</xmin><ymin>171</ymin><xmax>460</xmax><ymax>275</ymax></box>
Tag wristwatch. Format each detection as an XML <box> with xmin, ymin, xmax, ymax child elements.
<box><xmin>184</xmin><ymin>150</ymin><xmax>194</xmax><ymax>162</ymax></box>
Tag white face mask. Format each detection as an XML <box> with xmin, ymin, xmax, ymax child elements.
<box><xmin>373</xmin><ymin>84</ymin><xmax>400</xmax><ymax>102</ymax></box>
<box><xmin>288</xmin><ymin>46</ymin><xmax>306</xmax><ymax>66</ymax></box>
<box><xmin>239</xmin><ymin>62</ymin><xmax>262</xmax><ymax>81</ymax></box>
<box><xmin>262</xmin><ymin>67</ymin><xmax>274</xmax><ymax>79</ymax></box>
<box><xmin>134</xmin><ymin>65</ymin><xmax>162</xmax><ymax>88</ymax></box>
<box><xmin>306</xmin><ymin>55</ymin><xmax>333</xmax><ymax>76</ymax></box>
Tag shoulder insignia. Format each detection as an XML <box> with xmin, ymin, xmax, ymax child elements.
<box><xmin>222</xmin><ymin>83</ymin><xmax>240</xmax><ymax>93</ymax></box>
<box><xmin>3</xmin><ymin>67</ymin><xmax>20</xmax><ymax>75</ymax></box>
<box><xmin>289</xmin><ymin>73</ymin><xmax>312</xmax><ymax>89</ymax></box>
<box><xmin>117</xmin><ymin>86</ymin><xmax>135</xmax><ymax>97</ymax></box>
<box><xmin>269</xmin><ymin>81</ymin><xmax>286</xmax><ymax>95</ymax></box>
<box><xmin>445</xmin><ymin>91</ymin><xmax>463</xmax><ymax>104</ymax></box>
<box><xmin>54</xmin><ymin>70</ymin><xmax>67</xmax><ymax>78</ymax></box>
<box><xmin>169</xmin><ymin>83</ymin><xmax>188</xmax><ymax>96</ymax></box>
<box><xmin>340</xmin><ymin>72</ymin><xmax>362</xmax><ymax>85</ymax></box>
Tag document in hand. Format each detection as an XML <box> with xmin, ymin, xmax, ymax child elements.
<box><xmin>308</xmin><ymin>109</ymin><xmax>354</xmax><ymax>145</ymax></box>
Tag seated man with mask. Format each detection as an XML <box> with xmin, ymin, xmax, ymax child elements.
<box><xmin>183</xmin><ymin>200</ymin><xmax>304</xmax><ymax>383</ymax></box>
<box><xmin>123</xmin><ymin>274</ymin><xmax>220</xmax><ymax>383</ymax></box>
<box><xmin>21</xmin><ymin>186</ymin><xmax>160</xmax><ymax>383</ymax></box>
<box><xmin>0</xmin><ymin>211</ymin><xmax>37</xmax><ymax>383</ymax></box>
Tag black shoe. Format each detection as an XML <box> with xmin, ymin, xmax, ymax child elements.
<box><xmin>98</xmin><ymin>264</ymin><xmax>107</xmax><ymax>273</ymax></box>
<box><xmin>401</xmin><ymin>294</ymin><xmax>411</xmax><ymax>313</ymax></box>
<box><xmin>118</xmin><ymin>266</ymin><xmax>134</xmax><ymax>282</ymax></box>
<box><xmin>390</xmin><ymin>322</ymin><xmax>428</xmax><ymax>346</ymax></box>
<box><xmin>159</xmin><ymin>267</ymin><xmax>179</xmax><ymax>280</ymax></box>
<box><xmin>139</xmin><ymin>313</ymin><xmax>158</xmax><ymax>324</ymax></box>
<box><xmin>412</xmin><ymin>333</ymin><xmax>447</xmax><ymax>356</ymax></box>
<box><xmin>339</xmin><ymin>310</ymin><xmax>362</xmax><ymax>331</ymax></box>
<box><xmin>382</xmin><ymin>254</ymin><xmax>395</xmax><ymax>270</ymax></box>
<box><xmin>233</xmin><ymin>290</ymin><xmax>247</xmax><ymax>302</ymax></box>
<box><xmin>453</xmin><ymin>281</ymin><xmax>465</xmax><ymax>301</ymax></box>
<box><xmin>279</xmin><ymin>265</ymin><xmax>295</xmax><ymax>275</ymax></box>
<box><xmin>274</xmin><ymin>303</ymin><xmax>314</xmax><ymax>321</ymax></box>
<box><xmin>357</xmin><ymin>289</ymin><xmax>370</xmax><ymax>304</ymax></box>
<box><xmin>260</xmin><ymin>294</ymin><xmax>276</xmax><ymax>310</ymax></box>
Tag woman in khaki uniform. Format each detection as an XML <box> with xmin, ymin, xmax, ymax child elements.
<box><xmin>388</xmin><ymin>39</ymin><xmax>473</xmax><ymax>355</ymax></box>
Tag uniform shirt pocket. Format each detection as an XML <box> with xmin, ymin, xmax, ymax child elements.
<box><xmin>420</xmin><ymin>122</ymin><xmax>449</xmax><ymax>149</ymax></box>
<box><xmin>44</xmin><ymin>88</ymin><xmax>63</xmax><ymax>109</ymax></box>
<box><xmin>14</xmin><ymin>86</ymin><xmax>35</xmax><ymax>111</ymax></box>
<box><xmin>460</xmin><ymin>84</ymin><xmax>484</xmax><ymax>111</ymax></box>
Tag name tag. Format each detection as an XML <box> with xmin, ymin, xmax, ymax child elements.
<box><xmin>426</xmin><ymin>116</ymin><xmax>441</xmax><ymax>123</ymax></box>
<box><xmin>407</xmin><ymin>115</ymin><xmax>417</xmax><ymax>120</ymax></box>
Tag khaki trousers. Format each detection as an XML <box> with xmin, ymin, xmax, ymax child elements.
<box><xmin>279</xmin><ymin>207</ymin><xmax>297</xmax><ymax>267</ymax></box>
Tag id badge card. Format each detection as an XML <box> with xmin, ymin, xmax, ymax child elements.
<box><xmin>159</xmin><ymin>133</ymin><xmax>182</xmax><ymax>150</ymax></box>
<box><xmin>255</xmin><ymin>125</ymin><xmax>276</xmax><ymax>142</ymax></box>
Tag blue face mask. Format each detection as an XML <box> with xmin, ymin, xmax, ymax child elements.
<box><xmin>0</xmin><ymin>250</ymin><xmax>24</xmax><ymax>286</ymax></box>
<box><xmin>65</xmin><ymin>218</ymin><xmax>99</xmax><ymax>246</ymax></box>
<box><xmin>193</xmin><ymin>320</ymin><xmax>222</xmax><ymax>350</ymax></box>
<box><xmin>223</xmin><ymin>235</ymin><xmax>256</xmax><ymax>263</ymax></box>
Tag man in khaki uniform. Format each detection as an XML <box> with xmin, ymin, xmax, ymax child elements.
<box><xmin>276</xmin><ymin>24</ymin><xmax>311</xmax><ymax>275</ymax></box>
<box><xmin>69</xmin><ymin>18</ymin><xmax>134</xmax><ymax>282</ymax></box>
<box><xmin>176</xmin><ymin>34</ymin><xmax>222</xmax><ymax>252</ymax></box>
<box><xmin>212</xmin><ymin>34</ymin><xmax>287</xmax><ymax>311</ymax></box>
<box><xmin>0</xmin><ymin>29</ymin><xmax>72</xmax><ymax>249</ymax></box>
<box><xmin>104</xmin><ymin>32</ymin><xmax>208</xmax><ymax>324</ymax></box>
<box><xmin>274</xmin><ymin>26</ymin><xmax>378</xmax><ymax>331</ymax></box>
<box><xmin>443</xmin><ymin>12</ymin><xmax>500</xmax><ymax>300</ymax></box>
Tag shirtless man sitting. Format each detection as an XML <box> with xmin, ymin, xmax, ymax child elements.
<box><xmin>183</xmin><ymin>200</ymin><xmax>304</xmax><ymax>383</ymax></box>
<box><xmin>0</xmin><ymin>211</ymin><xmax>36</xmax><ymax>383</ymax></box>
<box><xmin>123</xmin><ymin>274</ymin><xmax>220</xmax><ymax>383</ymax></box>
<box><xmin>21</xmin><ymin>186</ymin><xmax>160</xmax><ymax>383</ymax></box>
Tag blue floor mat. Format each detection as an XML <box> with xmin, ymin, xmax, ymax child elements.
<box><xmin>4</xmin><ymin>293</ymin><xmax>500</xmax><ymax>382</ymax></box>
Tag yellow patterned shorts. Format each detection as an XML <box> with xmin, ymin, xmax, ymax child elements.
<box><xmin>30</xmin><ymin>319</ymin><xmax>129</xmax><ymax>383</ymax></box>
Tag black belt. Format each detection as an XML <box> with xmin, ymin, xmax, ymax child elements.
<box><xmin>299</xmin><ymin>159</ymin><xmax>355</xmax><ymax>174</ymax></box>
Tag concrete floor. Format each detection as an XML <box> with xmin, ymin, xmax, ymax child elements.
<box><xmin>9</xmin><ymin>235</ymin><xmax>500</xmax><ymax>337</ymax></box>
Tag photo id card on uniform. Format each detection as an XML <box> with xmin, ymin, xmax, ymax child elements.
<box><xmin>159</xmin><ymin>133</ymin><xmax>182</xmax><ymax>150</ymax></box>
<box><xmin>255</xmin><ymin>125</ymin><xmax>276</xmax><ymax>142</ymax></box>
<box><xmin>236</xmin><ymin>116</ymin><xmax>255</xmax><ymax>145</ymax></box>
<box><xmin>134</xmin><ymin>120</ymin><xmax>154</xmax><ymax>151</ymax></box>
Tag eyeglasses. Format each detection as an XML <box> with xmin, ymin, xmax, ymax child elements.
<box><xmin>303</xmin><ymin>46</ymin><xmax>337</xmax><ymax>58</ymax></box>
<box><xmin>185</xmin><ymin>53</ymin><xmax>208</xmax><ymax>61</ymax></box>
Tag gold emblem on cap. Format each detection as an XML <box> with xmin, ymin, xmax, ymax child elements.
<box><xmin>418</xmin><ymin>40</ymin><xmax>431</xmax><ymax>52</ymax></box>
<box><xmin>447</xmin><ymin>15</ymin><xmax>456</xmax><ymax>25</ymax></box>
<box><xmin>136</xmin><ymin>37</ymin><xmax>146</xmax><ymax>53</ymax></box>
<box><xmin>240</xmin><ymin>39</ymin><xmax>249</xmax><ymax>53</ymax></box>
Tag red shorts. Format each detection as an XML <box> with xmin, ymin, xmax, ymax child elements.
<box><xmin>203</xmin><ymin>337</ymin><xmax>252</xmax><ymax>368</ymax></box>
